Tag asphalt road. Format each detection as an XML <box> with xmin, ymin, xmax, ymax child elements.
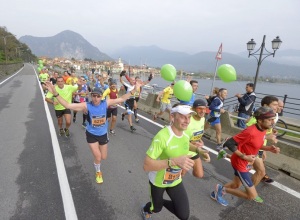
<box><xmin>0</xmin><ymin>64</ymin><xmax>300</xmax><ymax>220</ymax></box>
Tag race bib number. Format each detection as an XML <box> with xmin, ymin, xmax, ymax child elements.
<box><xmin>92</xmin><ymin>116</ymin><xmax>106</xmax><ymax>127</ymax></box>
<box><xmin>163</xmin><ymin>167</ymin><xmax>182</xmax><ymax>185</ymax></box>
<box><xmin>191</xmin><ymin>130</ymin><xmax>203</xmax><ymax>141</ymax></box>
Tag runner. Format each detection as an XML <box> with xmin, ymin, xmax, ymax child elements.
<box><xmin>66</xmin><ymin>71</ymin><xmax>78</xmax><ymax>85</ymax></box>
<box><xmin>246</xmin><ymin>95</ymin><xmax>279</xmax><ymax>184</ymax></box>
<box><xmin>45</xmin><ymin>76</ymin><xmax>81</xmax><ymax>137</ymax></box>
<box><xmin>45</xmin><ymin>80</ymin><xmax>141</xmax><ymax>184</ymax></box>
<box><xmin>95</xmin><ymin>72</ymin><xmax>109</xmax><ymax>90</ymax></box>
<box><xmin>120</xmin><ymin>72</ymin><xmax>137</xmax><ymax>132</ymax></box>
<box><xmin>50</xmin><ymin>72</ymin><xmax>59</xmax><ymax>85</ymax></box>
<box><xmin>72</xmin><ymin>76</ymin><xmax>89</xmax><ymax>127</ymax></box>
<box><xmin>102</xmin><ymin>79</ymin><xmax>119</xmax><ymax>135</ymax></box>
<box><xmin>153</xmin><ymin>82</ymin><xmax>174</xmax><ymax>122</ymax></box>
<box><xmin>123</xmin><ymin>72</ymin><xmax>153</xmax><ymax>123</ymax></box>
<box><xmin>62</xmin><ymin>71</ymin><xmax>70</xmax><ymax>83</ymax></box>
<box><xmin>218</xmin><ymin>95</ymin><xmax>279</xmax><ymax>184</ymax></box>
<box><xmin>211</xmin><ymin>106</ymin><xmax>280</xmax><ymax>206</ymax></box>
<box><xmin>183</xmin><ymin>99</ymin><xmax>211</xmax><ymax>177</ymax></box>
<box><xmin>179</xmin><ymin>79</ymin><xmax>198</xmax><ymax>106</ymax></box>
<box><xmin>204</xmin><ymin>88</ymin><xmax>228</xmax><ymax>149</ymax></box>
<box><xmin>141</xmin><ymin>104</ymin><xmax>202</xmax><ymax>220</ymax></box>
<box><xmin>39</xmin><ymin>69</ymin><xmax>50</xmax><ymax>93</ymax></box>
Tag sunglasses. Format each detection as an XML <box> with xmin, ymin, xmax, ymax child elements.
<box><xmin>92</xmin><ymin>94</ymin><xmax>102</xmax><ymax>98</ymax></box>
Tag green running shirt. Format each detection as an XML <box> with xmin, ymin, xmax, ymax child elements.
<box><xmin>46</xmin><ymin>85</ymin><xmax>78</xmax><ymax>110</ymax></box>
<box><xmin>146</xmin><ymin>126</ymin><xmax>190</xmax><ymax>188</ymax></box>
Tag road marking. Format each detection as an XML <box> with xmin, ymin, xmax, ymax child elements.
<box><xmin>120</xmin><ymin>106</ymin><xmax>300</xmax><ymax>199</ymax></box>
<box><xmin>0</xmin><ymin>66</ymin><xmax>23</xmax><ymax>85</ymax></box>
<box><xmin>32</xmin><ymin>65</ymin><xmax>78</xmax><ymax>220</ymax></box>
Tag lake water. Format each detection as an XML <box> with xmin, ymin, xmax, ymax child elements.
<box><xmin>148</xmin><ymin>77</ymin><xmax>300</xmax><ymax>119</ymax></box>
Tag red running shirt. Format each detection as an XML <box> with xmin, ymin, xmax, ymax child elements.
<box><xmin>231</xmin><ymin>125</ymin><xmax>266</xmax><ymax>172</ymax></box>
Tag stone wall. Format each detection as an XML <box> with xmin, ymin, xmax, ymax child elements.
<box><xmin>0</xmin><ymin>63</ymin><xmax>24</xmax><ymax>80</ymax></box>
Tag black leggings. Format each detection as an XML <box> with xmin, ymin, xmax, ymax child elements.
<box><xmin>143</xmin><ymin>181</ymin><xmax>189</xmax><ymax>220</ymax></box>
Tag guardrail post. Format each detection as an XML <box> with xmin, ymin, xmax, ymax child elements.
<box><xmin>280</xmin><ymin>94</ymin><xmax>288</xmax><ymax>116</ymax></box>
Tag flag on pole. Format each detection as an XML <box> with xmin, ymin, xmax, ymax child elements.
<box><xmin>215</xmin><ymin>43</ymin><xmax>222</xmax><ymax>60</ymax></box>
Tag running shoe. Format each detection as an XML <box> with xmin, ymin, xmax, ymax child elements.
<box><xmin>216</xmin><ymin>137</ymin><xmax>230</xmax><ymax>151</ymax></box>
<box><xmin>253</xmin><ymin>196</ymin><xmax>264</xmax><ymax>203</ymax></box>
<box><xmin>73</xmin><ymin>116</ymin><xmax>76</xmax><ymax>123</ymax></box>
<box><xmin>217</xmin><ymin>149</ymin><xmax>227</xmax><ymax>160</ymax></box>
<box><xmin>130</xmin><ymin>126</ymin><xmax>136</xmax><ymax>132</ymax></box>
<box><xmin>141</xmin><ymin>206</ymin><xmax>152</xmax><ymax>220</ymax></box>
<box><xmin>216</xmin><ymin>184</ymin><xmax>228</xmax><ymax>206</ymax></box>
<box><xmin>59</xmin><ymin>128</ymin><xmax>64</xmax><ymax>136</ymax></box>
<box><xmin>216</xmin><ymin>144</ymin><xmax>223</xmax><ymax>151</ymax></box>
<box><xmin>64</xmin><ymin>128</ymin><xmax>70</xmax><ymax>137</ymax></box>
<box><xmin>121</xmin><ymin>113</ymin><xmax>125</xmax><ymax>121</ymax></box>
<box><xmin>210</xmin><ymin>191</ymin><xmax>217</xmax><ymax>200</ymax></box>
<box><xmin>109</xmin><ymin>129</ymin><xmax>116</xmax><ymax>135</ymax></box>
<box><xmin>82</xmin><ymin>122</ymin><xmax>87</xmax><ymax>128</ymax></box>
<box><xmin>95</xmin><ymin>172</ymin><xmax>103</xmax><ymax>184</ymax></box>
<box><xmin>135</xmin><ymin>118</ymin><xmax>139</xmax><ymax>123</ymax></box>
<box><xmin>261</xmin><ymin>174</ymin><xmax>274</xmax><ymax>183</ymax></box>
<box><xmin>210</xmin><ymin>190</ymin><xmax>228</xmax><ymax>206</ymax></box>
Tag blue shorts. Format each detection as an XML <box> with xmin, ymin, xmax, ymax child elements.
<box><xmin>210</xmin><ymin>117</ymin><xmax>220</xmax><ymax>126</ymax></box>
<box><xmin>233</xmin><ymin>168</ymin><xmax>253</xmax><ymax>188</ymax></box>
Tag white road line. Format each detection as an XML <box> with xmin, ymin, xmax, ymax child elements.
<box><xmin>0</xmin><ymin>66</ymin><xmax>23</xmax><ymax>85</ymax></box>
<box><xmin>32</xmin><ymin>66</ymin><xmax>78</xmax><ymax>220</ymax></box>
<box><xmin>125</xmin><ymin>106</ymin><xmax>300</xmax><ymax>199</ymax></box>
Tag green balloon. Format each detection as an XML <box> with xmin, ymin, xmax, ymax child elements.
<box><xmin>160</xmin><ymin>64</ymin><xmax>176</xmax><ymax>82</ymax></box>
<box><xmin>37</xmin><ymin>67</ymin><xmax>42</xmax><ymax>72</ymax></box>
<box><xmin>39</xmin><ymin>64</ymin><xmax>44</xmax><ymax>69</ymax></box>
<box><xmin>38</xmin><ymin>60</ymin><xmax>43</xmax><ymax>64</ymax></box>
<box><xmin>217</xmin><ymin>64</ymin><xmax>237</xmax><ymax>83</ymax></box>
<box><xmin>173</xmin><ymin>80</ymin><xmax>193</xmax><ymax>101</ymax></box>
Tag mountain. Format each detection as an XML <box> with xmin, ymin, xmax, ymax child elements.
<box><xmin>111</xmin><ymin>46</ymin><xmax>300</xmax><ymax>79</ymax></box>
<box><xmin>19</xmin><ymin>30</ymin><xmax>112</xmax><ymax>61</ymax></box>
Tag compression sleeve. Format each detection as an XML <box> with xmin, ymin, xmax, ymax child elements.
<box><xmin>223</xmin><ymin>137</ymin><xmax>238</xmax><ymax>152</ymax></box>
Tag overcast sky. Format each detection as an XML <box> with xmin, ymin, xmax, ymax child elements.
<box><xmin>1</xmin><ymin>0</ymin><xmax>299</xmax><ymax>55</ymax></box>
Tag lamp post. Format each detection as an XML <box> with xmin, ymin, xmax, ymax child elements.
<box><xmin>247</xmin><ymin>35</ymin><xmax>282</xmax><ymax>91</ymax></box>
<box><xmin>1</xmin><ymin>34</ymin><xmax>16</xmax><ymax>64</ymax></box>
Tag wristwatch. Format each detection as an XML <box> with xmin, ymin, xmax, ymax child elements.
<box><xmin>53</xmin><ymin>93</ymin><xmax>59</xmax><ymax>97</ymax></box>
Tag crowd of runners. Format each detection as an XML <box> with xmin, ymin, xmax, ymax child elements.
<box><xmin>39</xmin><ymin>68</ymin><xmax>283</xmax><ymax>220</ymax></box>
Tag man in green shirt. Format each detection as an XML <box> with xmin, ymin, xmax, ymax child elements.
<box><xmin>45</xmin><ymin>76</ymin><xmax>81</xmax><ymax>137</ymax></box>
<box><xmin>141</xmin><ymin>104</ymin><xmax>206</xmax><ymax>220</ymax></box>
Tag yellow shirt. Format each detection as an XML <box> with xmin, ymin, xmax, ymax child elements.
<box><xmin>161</xmin><ymin>86</ymin><xmax>173</xmax><ymax>104</ymax></box>
<box><xmin>66</xmin><ymin>77</ymin><xmax>78</xmax><ymax>85</ymax></box>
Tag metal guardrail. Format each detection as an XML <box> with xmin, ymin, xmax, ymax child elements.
<box><xmin>142</xmin><ymin>84</ymin><xmax>300</xmax><ymax>138</ymax></box>
<box><xmin>229</xmin><ymin>114</ymin><xmax>300</xmax><ymax>136</ymax></box>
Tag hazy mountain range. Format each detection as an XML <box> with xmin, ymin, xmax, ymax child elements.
<box><xmin>19</xmin><ymin>30</ymin><xmax>112</xmax><ymax>61</ymax></box>
<box><xmin>19</xmin><ymin>30</ymin><xmax>300</xmax><ymax>79</ymax></box>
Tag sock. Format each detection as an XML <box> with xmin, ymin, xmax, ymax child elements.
<box><xmin>94</xmin><ymin>163</ymin><xmax>101</xmax><ymax>172</ymax></box>
<box><xmin>83</xmin><ymin>114</ymin><xmax>87</xmax><ymax>122</ymax></box>
<box><xmin>134</xmin><ymin>109</ymin><xmax>137</xmax><ymax>118</ymax></box>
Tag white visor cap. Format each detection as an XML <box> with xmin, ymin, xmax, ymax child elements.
<box><xmin>171</xmin><ymin>105</ymin><xmax>196</xmax><ymax>115</ymax></box>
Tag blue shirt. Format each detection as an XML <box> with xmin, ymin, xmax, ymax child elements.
<box><xmin>86</xmin><ymin>100</ymin><xmax>108</xmax><ymax>136</ymax></box>
<box><xmin>95</xmin><ymin>80</ymin><xmax>109</xmax><ymax>90</ymax></box>
<box><xmin>180</xmin><ymin>93</ymin><xmax>195</xmax><ymax>106</ymax></box>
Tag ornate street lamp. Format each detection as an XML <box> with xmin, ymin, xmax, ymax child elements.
<box><xmin>247</xmin><ymin>35</ymin><xmax>282</xmax><ymax>91</ymax></box>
